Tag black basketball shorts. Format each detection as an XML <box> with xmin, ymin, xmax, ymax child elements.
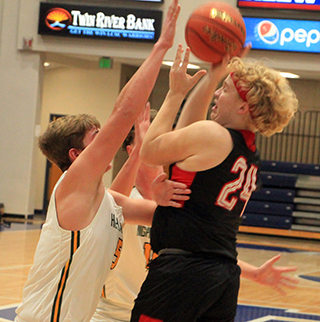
<box><xmin>130</xmin><ymin>252</ymin><xmax>241</xmax><ymax>322</ymax></box>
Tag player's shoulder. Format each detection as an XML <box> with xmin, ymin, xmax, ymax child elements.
<box><xmin>178</xmin><ymin>121</ymin><xmax>233</xmax><ymax>171</ymax></box>
<box><xmin>194</xmin><ymin>120</ymin><xmax>231</xmax><ymax>147</ymax></box>
<box><xmin>189</xmin><ymin>120</ymin><xmax>229</xmax><ymax>139</ymax></box>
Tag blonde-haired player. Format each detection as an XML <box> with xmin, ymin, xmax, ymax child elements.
<box><xmin>131</xmin><ymin>45</ymin><xmax>298</xmax><ymax>322</ymax></box>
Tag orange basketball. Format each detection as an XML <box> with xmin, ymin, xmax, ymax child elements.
<box><xmin>185</xmin><ymin>2</ymin><xmax>246</xmax><ymax>64</ymax></box>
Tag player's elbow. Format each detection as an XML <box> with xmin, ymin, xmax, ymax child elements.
<box><xmin>140</xmin><ymin>142</ymin><xmax>160</xmax><ymax>166</ymax></box>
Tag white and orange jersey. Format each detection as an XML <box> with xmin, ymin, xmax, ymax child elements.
<box><xmin>15</xmin><ymin>172</ymin><xmax>124</xmax><ymax>322</ymax></box>
<box><xmin>91</xmin><ymin>188</ymin><xmax>157</xmax><ymax>322</ymax></box>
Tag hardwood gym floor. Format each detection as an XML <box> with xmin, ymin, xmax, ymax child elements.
<box><xmin>0</xmin><ymin>217</ymin><xmax>319</xmax><ymax>322</ymax></box>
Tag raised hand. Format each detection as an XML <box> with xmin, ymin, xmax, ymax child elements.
<box><xmin>169</xmin><ymin>44</ymin><xmax>207</xmax><ymax>98</ymax></box>
<box><xmin>209</xmin><ymin>42</ymin><xmax>252</xmax><ymax>81</ymax></box>
<box><xmin>158</xmin><ymin>0</ymin><xmax>181</xmax><ymax>49</ymax></box>
<box><xmin>238</xmin><ymin>42</ymin><xmax>252</xmax><ymax>59</ymax></box>
<box><xmin>134</xmin><ymin>102</ymin><xmax>151</xmax><ymax>150</ymax></box>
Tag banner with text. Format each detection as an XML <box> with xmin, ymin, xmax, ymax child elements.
<box><xmin>244</xmin><ymin>17</ymin><xmax>320</xmax><ymax>53</ymax></box>
<box><xmin>38</xmin><ymin>2</ymin><xmax>163</xmax><ymax>43</ymax></box>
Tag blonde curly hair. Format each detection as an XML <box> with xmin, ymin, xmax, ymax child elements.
<box><xmin>229</xmin><ymin>57</ymin><xmax>298</xmax><ymax>137</ymax></box>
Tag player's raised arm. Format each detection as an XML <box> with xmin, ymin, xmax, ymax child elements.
<box><xmin>140</xmin><ymin>44</ymin><xmax>207</xmax><ymax>167</ymax></box>
<box><xmin>55</xmin><ymin>0</ymin><xmax>181</xmax><ymax>230</ymax></box>
<box><xmin>66</xmin><ymin>0</ymin><xmax>181</xmax><ymax>185</ymax></box>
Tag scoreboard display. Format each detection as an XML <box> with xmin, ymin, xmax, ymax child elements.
<box><xmin>238</xmin><ymin>0</ymin><xmax>320</xmax><ymax>11</ymax></box>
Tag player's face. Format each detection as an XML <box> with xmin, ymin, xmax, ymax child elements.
<box><xmin>210</xmin><ymin>74</ymin><xmax>244</xmax><ymax>126</ymax></box>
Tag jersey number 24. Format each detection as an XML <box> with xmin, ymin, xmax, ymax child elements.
<box><xmin>216</xmin><ymin>156</ymin><xmax>258</xmax><ymax>215</ymax></box>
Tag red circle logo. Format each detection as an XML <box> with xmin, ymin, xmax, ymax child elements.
<box><xmin>45</xmin><ymin>8</ymin><xmax>72</xmax><ymax>31</ymax></box>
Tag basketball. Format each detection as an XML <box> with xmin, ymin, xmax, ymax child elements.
<box><xmin>185</xmin><ymin>2</ymin><xmax>246</xmax><ymax>64</ymax></box>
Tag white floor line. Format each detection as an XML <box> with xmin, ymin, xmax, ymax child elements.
<box><xmin>0</xmin><ymin>265</ymin><xmax>31</xmax><ymax>271</ymax></box>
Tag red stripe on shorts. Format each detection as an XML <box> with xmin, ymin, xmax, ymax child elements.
<box><xmin>139</xmin><ymin>314</ymin><xmax>163</xmax><ymax>322</ymax></box>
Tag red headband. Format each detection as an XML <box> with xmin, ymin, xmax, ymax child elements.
<box><xmin>230</xmin><ymin>72</ymin><xmax>249</xmax><ymax>103</ymax></box>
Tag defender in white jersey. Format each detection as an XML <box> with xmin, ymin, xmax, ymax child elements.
<box><xmin>91</xmin><ymin>105</ymin><xmax>163</xmax><ymax>322</ymax></box>
<box><xmin>16</xmin><ymin>173</ymin><xmax>124</xmax><ymax>322</ymax></box>
<box><xmin>92</xmin><ymin>189</ymin><xmax>154</xmax><ymax>322</ymax></box>
<box><xmin>15</xmin><ymin>2</ymin><xmax>185</xmax><ymax>321</ymax></box>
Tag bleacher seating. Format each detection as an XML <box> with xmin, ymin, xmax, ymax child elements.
<box><xmin>241</xmin><ymin>161</ymin><xmax>320</xmax><ymax>233</ymax></box>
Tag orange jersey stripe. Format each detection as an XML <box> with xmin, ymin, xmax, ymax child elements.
<box><xmin>51</xmin><ymin>231</ymin><xmax>80</xmax><ymax>322</ymax></box>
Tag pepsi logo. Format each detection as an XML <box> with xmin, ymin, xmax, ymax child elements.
<box><xmin>45</xmin><ymin>8</ymin><xmax>72</xmax><ymax>31</ymax></box>
<box><xmin>257</xmin><ymin>20</ymin><xmax>279</xmax><ymax>45</ymax></box>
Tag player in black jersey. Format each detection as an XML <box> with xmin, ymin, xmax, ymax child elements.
<box><xmin>130</xmin><ymin>45</ymin><xmax>299</xmax><ymax>322</ymax></box>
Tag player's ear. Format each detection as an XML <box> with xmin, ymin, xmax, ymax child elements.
<box><xmin>238</xmin><ymin>101</ymin><xmax>250</xmax><ymax>115</ymax></box>
<box><xmin>126</xmin><ymin>144</ymin><xmax>134</xmax><ymax>156</ymax></box>
<box><xmin>69</xmin><ymin>148</ymin><xmax>81</xmax><ymax>162</ymax></box>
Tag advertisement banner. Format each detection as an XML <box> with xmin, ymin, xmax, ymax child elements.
<box><xmin>38</xmin><ymin>2</ymin><xmax>163</xmax><ymax>43</ymax></box>
<box><xmin>244</xmin><ymin>17</ymin><xmax>320</xmax><ymax>53</ymax></box>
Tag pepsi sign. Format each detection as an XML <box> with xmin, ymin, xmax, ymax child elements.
<box><xmin>238</xmin><ymin>0</ymin><xmax>320</xmax><ymax>11</ymax></box>
<box><xmin>38</xmin><ymin>2</ymin><xmax>162</xmax><ymax>43</ymax></box>
<box><xmin>244</xmin><ymin>17</ymin><xmax>320</xmax><ymax>53</ymax></box>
